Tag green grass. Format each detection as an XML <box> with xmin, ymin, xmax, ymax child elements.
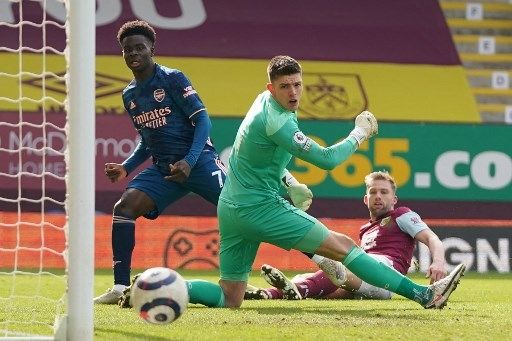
<box><xmin>2</xmin><ymin>270</ymin><xmax>512</xmax><ymax>340</ymax></box>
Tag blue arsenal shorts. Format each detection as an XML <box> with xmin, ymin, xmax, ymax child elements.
<box><xmin>127</xmin><ymin>150</ymin><xmax>227</xmax><ymax>219</ymax></box>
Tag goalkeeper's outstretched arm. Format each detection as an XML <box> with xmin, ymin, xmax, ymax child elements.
<box><xmin>270</xmin><ymin>111</ymin><xmax>378</xmax><ymax>170</ymax></box>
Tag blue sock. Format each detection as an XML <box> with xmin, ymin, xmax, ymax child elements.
<box><xmin>112</xmin><ymin>215</ymin><xmax>135</xmax><ymax>286</ymax></box>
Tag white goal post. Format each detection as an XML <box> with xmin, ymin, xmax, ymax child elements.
<box><xmin>0</xmin><ymin>0</ymin><xmax>95</xmax><ymax>340</ymax></box>
<box><xmin>66</xmin><ymin>0</ymin><xmax>95</xmax><ymax>340</ymax></box>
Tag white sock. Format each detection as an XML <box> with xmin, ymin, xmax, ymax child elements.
<box><xmin>355</xmin><ymin>281</ymin><xmax>392</xmax><ymax>299</ymax></box>
<box><xmin>113</xmin><ymin>284</ymin><xmax>127</xmax><ymax>292</ymax></box>
<box><xmin>311</xmin><ymin>254</ymin><xmax>324</xmax><ymax>264</ymax></box>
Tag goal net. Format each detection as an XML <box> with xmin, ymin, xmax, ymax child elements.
<box><xmin>0</xmin><ymin>0</ymin><xmax>94</xmax><ymax>339</ymax></box>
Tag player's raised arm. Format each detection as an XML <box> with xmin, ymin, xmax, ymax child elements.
<box><xmin>348</xmin><ymin>111</ymin><xmax>378</xmax><ymax>146</ymax></box>
<box><xmin>269</xmin><ymin>111</ymin><xmax>378</xmax><ymax>170</ymax></box>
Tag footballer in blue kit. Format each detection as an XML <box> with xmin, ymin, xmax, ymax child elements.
<box><xmin>122</xmin><ymin>64</ymin><xmax>224</xmax><ymax>217</ymax></box>
<box><xmin>94</xmin><ymin>20</ymin><xmax>226</xmax><ymax>304</ymax></box>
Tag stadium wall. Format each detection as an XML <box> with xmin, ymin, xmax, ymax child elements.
<box><xmin>1</xmin><ymin>213</ymin><xmax>509</xmax><ymax>273</ymax></box>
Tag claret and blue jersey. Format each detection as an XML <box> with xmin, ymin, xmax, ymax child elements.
<box><xmin>122</xmin><ymin>64</ymin><xmax>215</xmax><ymax>173</ymax></box>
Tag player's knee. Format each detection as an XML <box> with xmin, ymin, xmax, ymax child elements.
<box><xmin>219</xmin><ymin>280</ymin><xmax>245</xmax><ymax>308</ymax></box>
<box><xmin>224</xmin><ymin>297</ymin><xmax>243</xmax><ymax>308</ymax></box>
<box><xmin>113</xmin><ymin>199</ymin><xmax>135</xmax><ymax>219</ymax></box>
<box><xmin>315</xmin><ymin>232</ymin><xmax>357</xmax><ymax>260</ymax></box>
<box><xmin>221</xmin><ymin>289</ymin><xmax>244</xmax><ymax>308</ymax></box>
<box><xmin>331</xmin><ymin>231</ymin><xmax>357</xmax><ymax>254</ymax></box>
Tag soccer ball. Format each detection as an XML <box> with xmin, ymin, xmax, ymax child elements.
<box><xmin>130</xmin><ymin>267</ymin><xmax>189</xmax><ymax>325</ymax></box>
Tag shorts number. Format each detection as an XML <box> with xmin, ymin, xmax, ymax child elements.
<box><xmin>212</xmin><ymin>170</ymin><xmax>224</xmax><ymax>188</ymax></box>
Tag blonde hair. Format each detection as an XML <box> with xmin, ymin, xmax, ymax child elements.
<box><xmin>364</xmin><ymin>171</ymin><xmax>396</xmax><ymax>193</ymax></box>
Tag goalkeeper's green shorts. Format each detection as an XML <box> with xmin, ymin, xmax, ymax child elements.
<box><xmin>217</xmin><ymin>196</ymin><xmax>329</xmax><ymax>281</ymax></box>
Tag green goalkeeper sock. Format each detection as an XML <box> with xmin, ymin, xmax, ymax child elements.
<box><xmin>342</xmin><ymin>246</ymin><xmax>432</xmax><ymax>305</ymax></box>
<box><xmin>186</xmin><ymin>280</ymin><xmax>225</xmax><ymax>307</ymax></box>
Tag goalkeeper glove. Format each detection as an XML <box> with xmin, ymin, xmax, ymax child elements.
<box><xmin>349</xmin><ymin>111</ymin><xmax>378</xmax><ymax>146</ymax></box>
<box><xmin>282</xmin><ymin>169</ymin><xmax>313</xmax><ymax>211</ymax></box>
<box><xmin>287</xmin><ymin>184</ymin><xmax>313</xmax><ymax>211</ymax></box>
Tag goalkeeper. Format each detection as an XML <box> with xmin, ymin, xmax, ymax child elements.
<box><xmin>174</xmin><ymin>55</ymin><xmax>464</xmax><ymax>310</ymax></box>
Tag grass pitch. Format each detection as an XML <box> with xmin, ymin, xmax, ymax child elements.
<box><xmin>2</xmin><ymin>270</ymin><xmax>512</xmax><ymax>340</ymax></box>
<box><xmin>94</xmin><ymin>270</ymin><xmax>511</xmax><ymax>341</ymax></box>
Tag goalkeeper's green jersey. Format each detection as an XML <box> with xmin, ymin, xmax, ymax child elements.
<box><xmin>220</xmin><ymin>90</ymin><xmax>358</xmax><ymax>206</ymax></box>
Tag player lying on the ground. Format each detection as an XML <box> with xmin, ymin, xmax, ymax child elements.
<box><xmin>245</xmin><ymin>171</ymin><xmax>453</xmax><ymax>300</ymax></box>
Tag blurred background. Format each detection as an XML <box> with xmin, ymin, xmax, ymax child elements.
<box><xmin>0</xmin><ymin>0</ymin><xmax>510</xmax><ymax>272</ymax></box>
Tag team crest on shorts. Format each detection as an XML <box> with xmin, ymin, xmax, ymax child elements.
<box><xmin>154</xmin><ymin>88</ymin><xmax>165</xmax><ymax>102</ymax></box>
<box><xmin>293</xmin><ymin>131</ymin><xmax>312</xmax><ymax>151</ymax></box>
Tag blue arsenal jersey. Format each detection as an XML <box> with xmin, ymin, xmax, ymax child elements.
<box><xmin>122</xmin><ymin>64</ymin><xmax>215</xmax><ymax>167</ymax></box>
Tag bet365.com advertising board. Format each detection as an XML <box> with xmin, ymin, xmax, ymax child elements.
<box><xmin>211</xmin><ymin>119</ymin><xmax>511</xmax><ymax>202</ymax></box>
<box><xmin>0</xmin><ymin>117</ymin><xmax>509</xmax><ymax>204</ymax></box>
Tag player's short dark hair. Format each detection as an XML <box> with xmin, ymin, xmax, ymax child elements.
<box><xmin>267</xmin><ymin>55</ymin><xmax>302</xmax><ymax>82</ymax></box>
<box><xmin>117</xmin><ymin>20</ymin><xmax>156</xmax><ymax>46</ymax></box>
<box><xmin>365</xmin><ymin>171</ymin><xmax>397</xmax><ymax>193</ymax></box>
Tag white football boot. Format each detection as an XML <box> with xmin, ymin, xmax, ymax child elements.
<box><xmin>424</xmin><ymin>263</ymin><xmax>466</xmax><ymax>309</ymax></box>
<box><xmin>93</xmin><ymin>288</ymin><xmax>124</xmax><ymax>304</ymax></box>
